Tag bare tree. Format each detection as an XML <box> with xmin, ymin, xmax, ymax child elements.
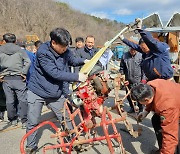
<box><xmin>0</xmin><ymin>0</ymin><xmax>125</xmax><ymax>45</ymax></box>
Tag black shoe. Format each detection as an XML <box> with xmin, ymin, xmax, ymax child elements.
<box><xmin>11</xmin><ymin>119</ymin><xmax>18</xmax><ymax>126</ymax></box>
<box><xmin>139</xmin><ymin>108</ymin><xmax>143</xmax><ymax>113</ymax></box>
<box><xmin>0</xmin><ymin>112</ymin><xmax>4</xmax><ymax>121</ymax></box>
<box><xmin>22</xmin><ymin>122</ymin><xmax>27</xmax><ymax>129</ymax></box>
<box><xmin>73</xmin><ymin>145</ymin><xmax>82</xmax><ymax>151</ymax></box>
<box><xmin>127</xmin><ymin>108</ymin><xmax>135</xmax><ymax>113</ymax></box>
<box><xmin>25</xmin><ymin>146</ymin><xmax>38</xmax><ymax>154</ymax></box>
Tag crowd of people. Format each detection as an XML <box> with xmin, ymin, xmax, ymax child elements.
<box><xmin>0</xmin><ymin>18</ymin><xmax>179</xmax><ymax>154</ymax></box>
<box><xmin>120</xmin><ymin>18</ymin><xmax>179</xmax><ymax>154</ymax></box>
<box><xmin>0</xmin><ymin>28</ymin><xmax>98</xmax><ymax>153</ymax></box>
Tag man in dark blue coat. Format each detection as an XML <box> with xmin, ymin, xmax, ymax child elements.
<box><xmin>119</xmin><ymin>21</ymin><xmax>173</xmax><ymax>81</ymax></box>
<box><xmin>25</xmin><ymin>28</ymin><xmax>88</xmax><ymax>153</ymax></box>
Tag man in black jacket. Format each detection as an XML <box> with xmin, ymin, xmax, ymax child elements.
<box><xmin>76</xmin><ymin>35</ymin><xmax>98</xmax><ymax>60</ymax></box>
<box><xmin>72</xmin><ymin>37</ymin><xmax>85</xmax><ymax>73</ymax></box>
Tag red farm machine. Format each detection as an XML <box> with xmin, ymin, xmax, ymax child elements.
<box><xmin>20</xmin><ymin>23</ymin><xmax>141</xmax><ymax>154</ymax></box>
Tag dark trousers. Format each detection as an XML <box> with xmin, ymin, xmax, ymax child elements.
<box><xmin>2</xmin><ymin>76</ymin><xmax>28</xmax><ymax>123</ymax></box>
<box><xmin>126</xmin><ymin>84</ymin><xmax>143</xmax><ymax>111</ymax></box>
<box><xmin>0</xmin><ymin>82</ymin><xmax>6</xmax><ymax>113</ymax></box>
<box><xmin>26</xmin><ymin>90</ymin><xmax>73</xmax><ymax>149</ymax></box>
<box><xmin>0</xmin><ymin>84</ymin><xmax>6</xmax><ymax>120</ymax></box>
<box><xmin>152</xmin><ymin>113</ymin><xmax>180</xmax><ymax>153</ymax></box>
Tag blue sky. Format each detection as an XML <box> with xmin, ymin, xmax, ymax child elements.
<box><xmin>58</xmin><ymin>0</ymin><xmax>180</xmax><ymax>24</ymax></box>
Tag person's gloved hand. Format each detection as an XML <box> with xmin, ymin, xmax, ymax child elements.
<box><xmin>119</xmin><ymin>34</ymin><xmax>124</xmax><ymax>40</ymax></box>
<box><xmin>78</xmin><ymin>73</ymin><xmax>88</xmax><ymax>82</ymax></box>
<box><xmin>124</xmin><ymin>80</ymin><xmax>129</xmax><ymax>86</ymax></box>
<box><xmin>135</xmin><ymin>18</ymin><xmax>142</xmax><ymax>29</ymax></box>
<box><xmin>0</xmin><ymin>76</ymin><xmax>4</xmax><ymax>82</ymax></box>
<box><xmin>141</xmin><ymin>79</ymin><xmax>147</xmax><ymax>84</ymax></box>
<box><xmin>84</xmin><ymin>59</ymin><xmax>90</xmax><ymax>64</ymax></box>
<box><xmin>138</xmin><ymin>110</ymin><xmax>149</xmax><ymax>122</ymax></box>
<box><xmin>120</xmin><ymin>74</ymin><xmax>125</xmax><ymax>80</ymax></box>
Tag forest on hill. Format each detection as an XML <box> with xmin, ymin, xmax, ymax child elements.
<box><xmin>0</xmin><ymin>0</ymin><xmax>126</xmax><ymax>46</ymax></box>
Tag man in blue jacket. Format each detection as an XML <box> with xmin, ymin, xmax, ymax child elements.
<box><xmin>25</xmin><ymin>28</ymin><xmax>88</xmax><ymax>153</ymax></box>
<box><xmin>119</xmin><ymin>19</ymin><xmax>173</xmax><ymax>81</ymax></box>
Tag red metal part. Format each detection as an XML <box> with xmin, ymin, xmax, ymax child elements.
<box><xmin>20</xmin><ymin>72</ymin><xmax>131</xmax><ymax>153</ymax></box>
<box><xmin>20</xmin><ymin>121</ymin><xmax>59</xmax><ymax>154</ymax></box>
<box><xmin>44</xmin><ymin>103</ymin><xmax>125</xmax><ymax>154</ymax></box>
<box><xmin>20</xmin><ymin>101</ymin><xmax>126</xmax><ymax>154</ymax></box>
<box><xmin>101</xmin><ymin>107</ymin><xmax>125</xmax><ymax>153</ymax></box>
<box><xmin>77</xmin><ymin>79</ymin><xmax>104</xmax><ymax>118</ymax></box>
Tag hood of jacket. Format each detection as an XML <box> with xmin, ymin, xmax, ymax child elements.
<box><xmin>0</xmin><ymin>43</ymin><xmax>22</xmax><ymax>55</ymax></box>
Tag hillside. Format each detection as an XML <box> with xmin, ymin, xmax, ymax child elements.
<box><xmin>0</xmin><ymin>0</ymin><xmax>126</xmax><ymax>46</ymax></box>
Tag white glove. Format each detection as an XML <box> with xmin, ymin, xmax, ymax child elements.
<box><xmin>135</xmin><ymin>18</ymin><xmax>142</xmax><ymax>29</ymax></box>
<box><xmin>119</xmin><ymin>34</ymin><xmax>124</xmax><ymax>40</ymax></box>
<box><xmin>78</xmin><ymin>73</ymin><xmax>88</xmax><ymax>82</ymax></box>
<box><xmin>84</xmin><ymin>59</ymin><xmax>90</xmax><ymax>64</ymax></box>
<box><xmin>138</xmin><ymin>110</ymin><xmax>149</xmax><ymax>122</ymax></box>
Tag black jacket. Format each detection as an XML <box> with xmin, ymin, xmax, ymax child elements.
<box><xmin>76</xmin><ymin>45</ymin><xmax>98</xmax><ymax>60</ymax></box>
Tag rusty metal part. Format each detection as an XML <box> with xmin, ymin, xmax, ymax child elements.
<box><xmin>112</xmin><ymin>73</ymin><xmax>142</xmax><ymax>137</ymax></box>
<box><xmin>20</xmin><ymin>121</ymin><xmax>59</xmax><ymax>154</ymax></box>
<box><xmin>20</xmin><ymin>72</ymin><xmax>141</xmax><ymax>154</ymax></box>
<box><xmin>46</xmin><ymin>102</ymin><xmax>126</xmax><ymax>153</ymax></box>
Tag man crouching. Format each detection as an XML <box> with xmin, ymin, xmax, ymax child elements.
<box><xmin>131</xmin><ymin>79</ymin><xmax>180</xmax><ymax>154</ymax></box>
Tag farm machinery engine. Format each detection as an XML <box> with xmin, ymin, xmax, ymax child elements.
<box><xmin>72</xmin><ymin>70</ymin><xmax>111</xmax><ymax>129</ymax></box>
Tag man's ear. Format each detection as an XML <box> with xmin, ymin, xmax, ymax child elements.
<box><xmin>51</xmin><ymin>40</ymin><xmax>55</xmax><ymax>46</ymax></box>
<box><xmin>144</xmin><ymin>98</ymin><xmax>151</xmax><ymax>105</ymax></box>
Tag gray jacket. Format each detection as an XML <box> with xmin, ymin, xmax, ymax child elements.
<box><xmin>120</xmin><ymin>51</ymin><xmax>145</xmax><ymax>84</ymax></box>
<box><xmin>0</xmin><ymin>43</ymin><xmax>31</xmax><ymax>76</ymax></box>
